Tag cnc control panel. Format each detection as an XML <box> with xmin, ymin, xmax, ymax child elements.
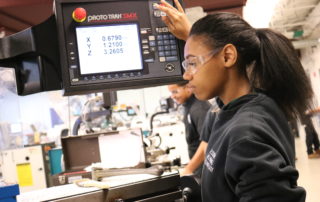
<box><xmin>54</xmin><ymin>0</ymin><xmax>185</xmax><ymax>95</ymax></box>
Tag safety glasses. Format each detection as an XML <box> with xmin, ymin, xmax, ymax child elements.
<box><xmin>182</xmin><ymin>48</ymin><xmax>222</xmax><ymax>75</ymax></box>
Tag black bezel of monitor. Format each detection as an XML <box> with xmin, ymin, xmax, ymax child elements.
<box><xmin>54</xmin><ymin>0</ymin><xmax>186</xmax><ymax>96</ymax></box>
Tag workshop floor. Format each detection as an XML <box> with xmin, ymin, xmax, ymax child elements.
<box><xmin>295</xmin><ymin>134</ymin><xmax>320</xmax><ymax>202</ymax></box>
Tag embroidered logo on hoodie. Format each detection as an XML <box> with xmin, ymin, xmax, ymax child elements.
<box><xmin>205</xmin><ymin>149</ymin><xmax>216</xmax><ymax>172</ymax></box>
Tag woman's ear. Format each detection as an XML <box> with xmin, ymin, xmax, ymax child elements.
<box><xmin>221</xmin><ymin>44</ymin><xmax>237</xmax><ymax>68</ymax></box>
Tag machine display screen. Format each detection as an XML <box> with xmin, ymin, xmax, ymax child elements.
<box><xmin>75</xmin><ymin>23</ymin><xmax>143</xmax><ymax>75</ymax></box>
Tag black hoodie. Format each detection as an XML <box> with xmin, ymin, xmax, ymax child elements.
<box><xmin>201</xmin><ymin>93</ymin><xmax>306</xmax><ymax>202</ymax></box>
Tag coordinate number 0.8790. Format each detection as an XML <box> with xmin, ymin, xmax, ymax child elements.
<box><xmin>102</xmin><ymin>35</ymin><xmax>122</xmax><ymax>41</ymax></box>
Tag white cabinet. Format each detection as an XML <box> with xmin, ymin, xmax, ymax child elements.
<box><xmin>0</xmin><ymin>145</ymin><xmax>48</xmax><ymax>192</ymax></box>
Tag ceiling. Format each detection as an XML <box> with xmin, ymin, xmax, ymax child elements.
<box><xmin>0</xmin><ymin>0</ymin><xmax>247</xmax><ymax>37</ymax></box>
<box><xmin>269</xmin><ymin>0</ymin><xmax>320</xmax><ymax>40</ymax></box>
<box><xmin>0</xmin><ymin>0</ymin><xmax>320</xmax><ymax>48</ymax></box>
<box><xmin>0</xmin><ymin>0</ymin><xmax>53</xmax><ymax>36</ymax></box>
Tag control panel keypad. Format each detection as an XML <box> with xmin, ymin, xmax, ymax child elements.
<box><xmin>156</xmin><ymin>33</ymin><xmax>178</xmax><ymax>62</ymax></box>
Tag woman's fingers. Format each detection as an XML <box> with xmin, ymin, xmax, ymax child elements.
<box><xmin>155</xmin><ymin>0</ymin><xmax>191</xmax><ymax>40</ymax></box>
<box><xmin>173</xmin><ymin>0</ymin><xmax>184</xmax><ymax>13</ymax></box>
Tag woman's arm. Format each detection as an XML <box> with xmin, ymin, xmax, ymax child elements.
<box><xmin>155</xmin><ymin>0</ymin><xmax>191</xmax><ymax>41</ymax></box>
<box><xmin>181</xmin><ymin>141</ymin><xmax>207</xmax><ymax>175</ymax></box>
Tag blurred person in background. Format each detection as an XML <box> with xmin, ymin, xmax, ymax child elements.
<box><xmin>168</xmin><ymin>83</ymin><xmax>211</xmax><ymax>177</ymax></box>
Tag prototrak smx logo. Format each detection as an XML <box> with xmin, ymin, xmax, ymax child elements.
<box><xmin>87</xmin><ymin>12</ymin><xmax>138</xmax><ymax>22</ymax></box>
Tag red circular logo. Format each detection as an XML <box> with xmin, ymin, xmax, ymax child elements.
<box><xmin>72</xmin><ymin>7</ymin><xmax>87</xmax><ymax>22</ymax></box>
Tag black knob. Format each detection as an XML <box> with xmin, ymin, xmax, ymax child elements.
<box><xmin>182</xmin><ymin>187</ymin><xmax>193</xmax><ymax>197</ymax></box>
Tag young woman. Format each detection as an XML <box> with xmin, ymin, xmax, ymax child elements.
<box><xmin>157</xmin><ymin>0</ymin><xmax>313</xmax><ymax>201</ymax></box>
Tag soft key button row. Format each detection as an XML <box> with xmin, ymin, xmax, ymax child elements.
<box><xmin>82</xmin><ymin>72</ymin><xmax>142</xmax><ymax>82</ymax></box>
